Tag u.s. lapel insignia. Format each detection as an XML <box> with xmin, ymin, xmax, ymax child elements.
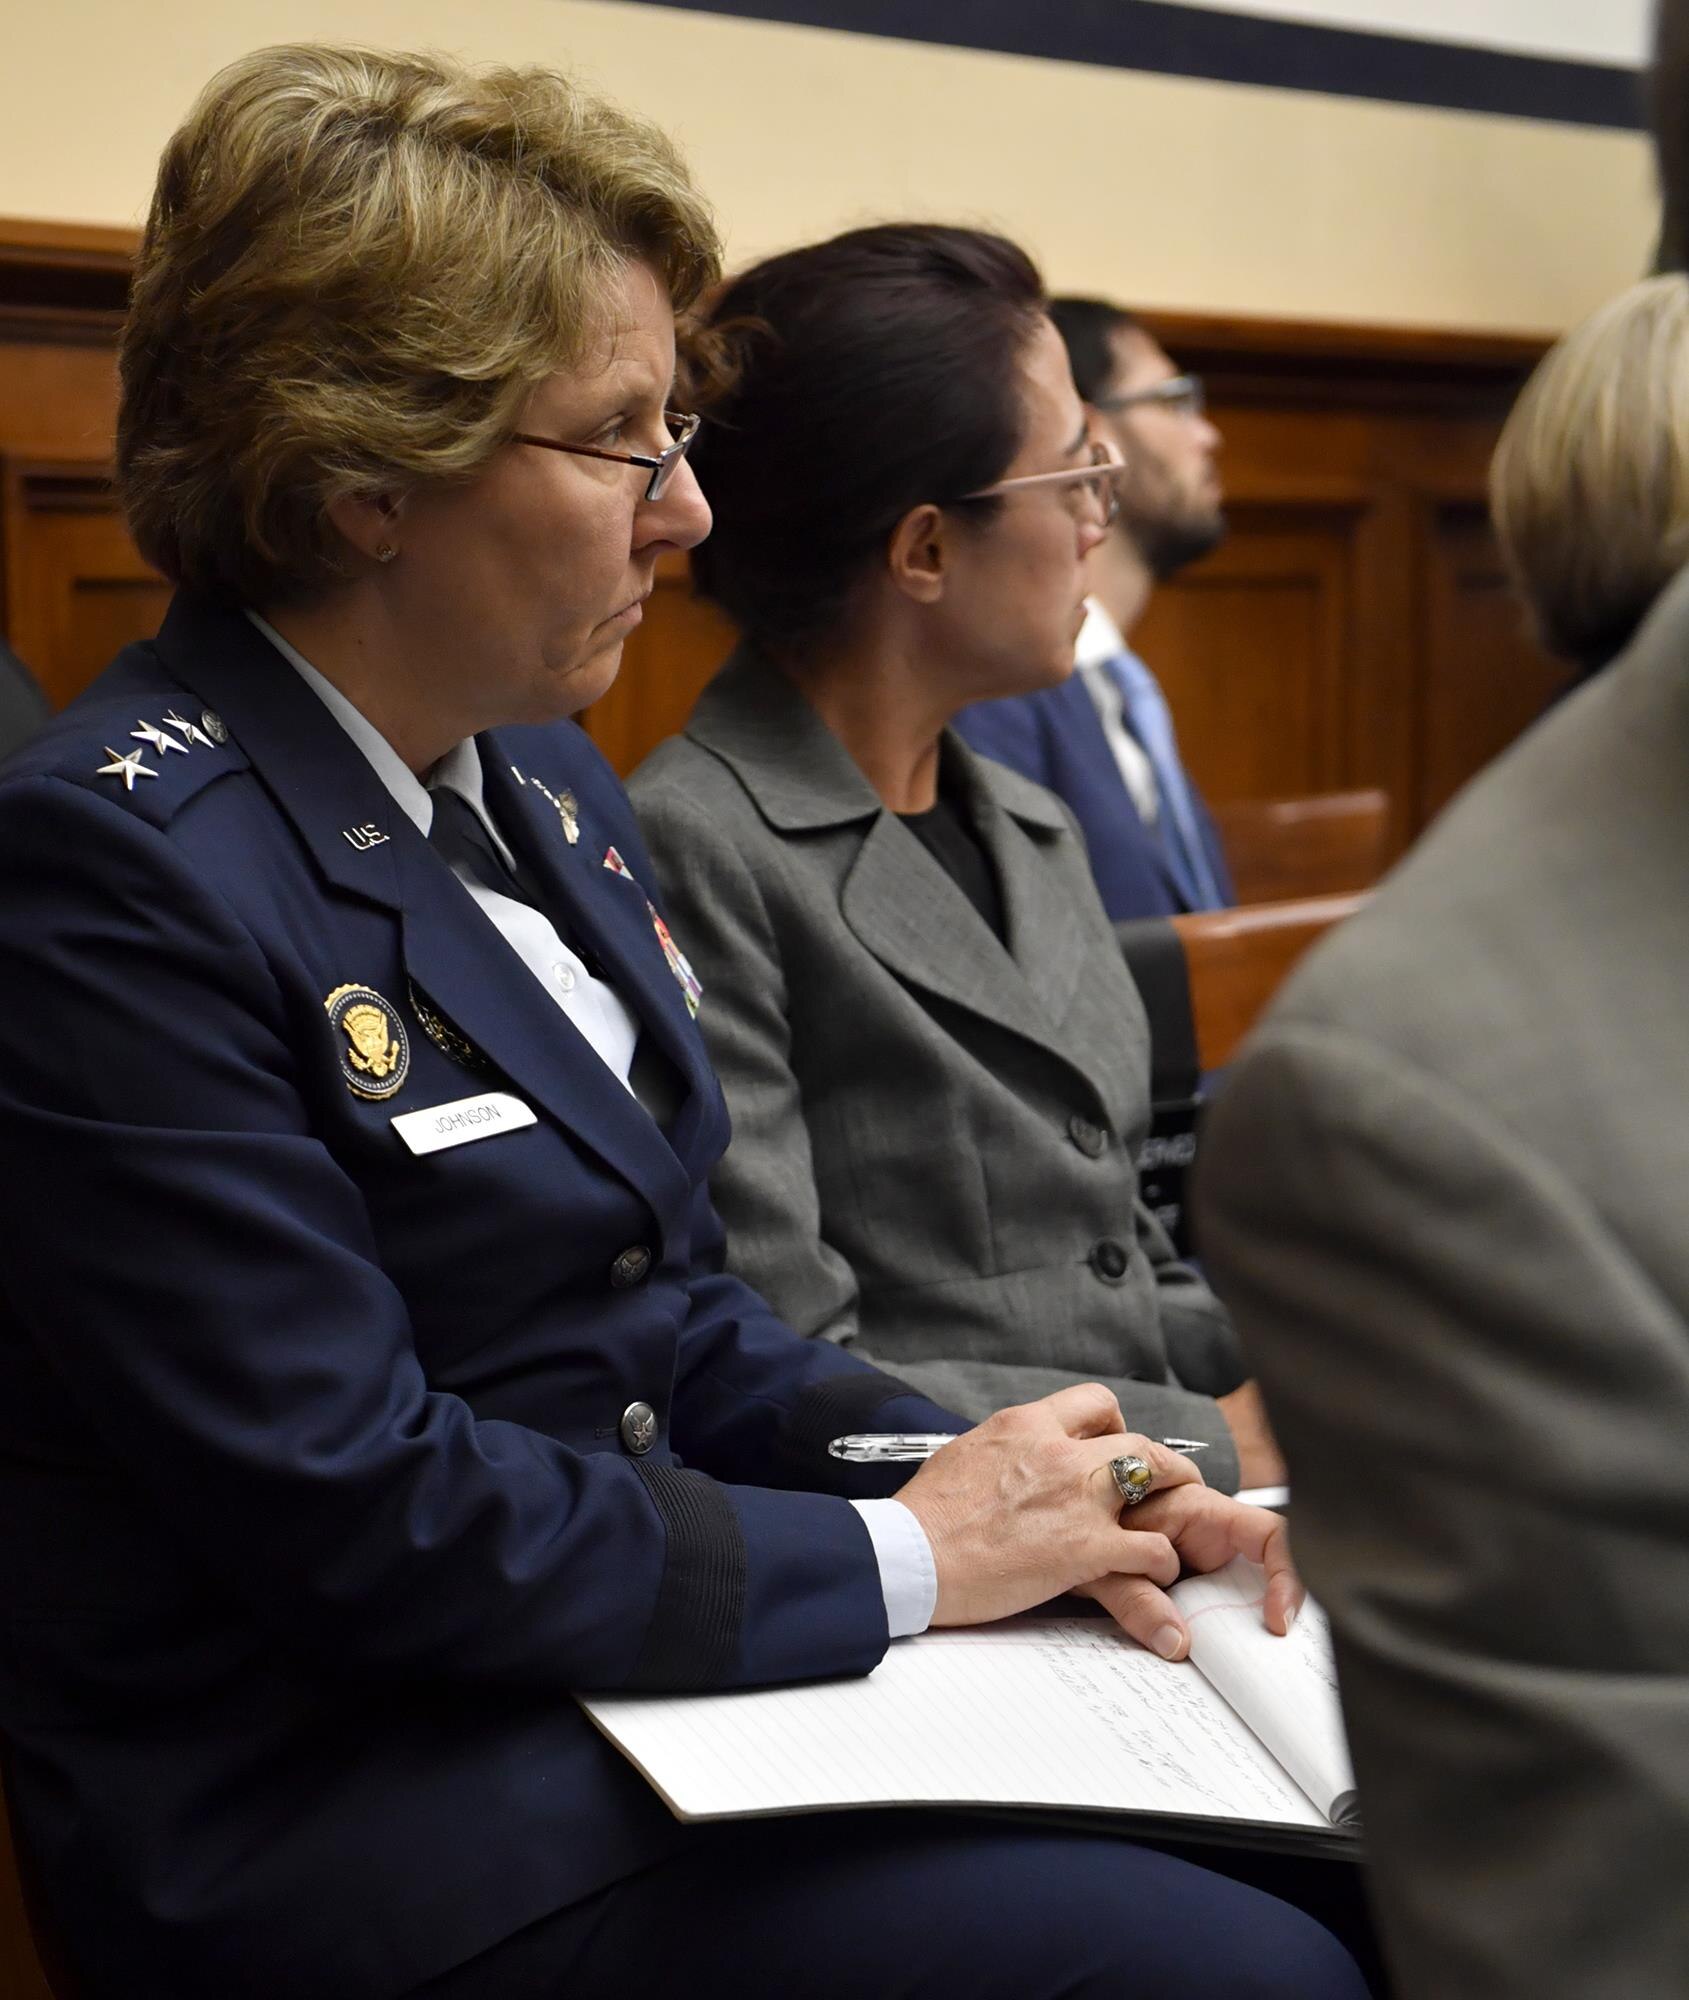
<box><xmin>96</xmin><ymin>746</ymin><xmax>157</xmax><ymax>791</ymax></box>
<box><xmin>409</xmin><ymin>981</ymin><xmax>494</xmax><ymax>1077</ymax></box>
<box><xmin>646</xmin><ymin>901</ymin><xmax>703</xmax><ymax>1018</ymax></box>
<box><xmin>325</xmin><ymin>983</ymin><xmax>410</xmax><ymax>1099</ymax></box>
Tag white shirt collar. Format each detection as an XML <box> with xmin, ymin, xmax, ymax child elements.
<box><xmin>248</xmin><ymin>611</ymin><xmax>486</xmax><ymax>840</ymax></box>
<box><xmin>1074</xmin><ymin>597</ymin><xmax>1129</xmax><ymax>672</ymax></box>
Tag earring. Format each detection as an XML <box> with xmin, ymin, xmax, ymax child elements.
<box><xmin>375</xmin><ymin>544</ymin><xmax>397</xmax><ymax>564</ymax></box>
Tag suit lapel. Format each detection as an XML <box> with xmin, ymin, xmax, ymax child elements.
<box><xmin>478</xmin><ymin>746</ymin><xmax>717</xmax><ymax>1167</ymax></box>
<box><xmin>839</xmin><ymin>811</ymin><xmax>1066</xmax><ymax>1058</ymax></box>
<box><xmin>959</xmin><ymin>758</ymin><xmax>1088</xmax><ymax>1034</ymax></box>
<box><xmin>156</xmin><ymin>595</ymin><xmax>407</xmax><ymax>915</ymax></box>
<box><xmin>390</xmin><ymin>826</ymin><xmax>693</xmax><ymax>1223</ymax></box>
<box><xmin>686</xmin><ymin>649</ymin><xmax>1091</xmax><ymax>1070</ymax></box>
<box><xmin>157</xmin><ymin>596</ymin><xmax>696</xmax><ymax>1223</ymax></box>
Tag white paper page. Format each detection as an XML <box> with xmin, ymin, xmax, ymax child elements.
<box><xmin>579</xmin><ymin>1615</ymin><xmax>1328</xmax><ymax>1829</ymax></box>
<box><xmin>1173</xmin><ymin>1559</ymin><xmax>1358</xmax><ymax>1826</ymax></box>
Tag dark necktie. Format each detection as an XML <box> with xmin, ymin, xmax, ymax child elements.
<box><xmin>428</xmin><ymin>785</ymin><xmax>548</xmax><ymax>910</ymax></box>
<box><xmin>427</xmin><ymin>783</ymin><xmax>608</xmax><ymax>981</ymax></box>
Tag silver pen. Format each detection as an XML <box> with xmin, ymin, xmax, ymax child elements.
<box><xmin>828</xmin><ymin>1431</ymin><xmax>1210</xmax><ymax>1463</ymax></box>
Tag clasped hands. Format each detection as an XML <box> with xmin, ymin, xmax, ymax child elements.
<box><xmin>896</xmin><ymin>1383</ymin><xmax>1299</xmax><ymax>1661</ymax></box>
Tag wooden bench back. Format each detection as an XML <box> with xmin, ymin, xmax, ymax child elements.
<box><xmin>1211</xmin><ymin>790</ymin><xmax>1391</xmax><ymax>906</ymax></box>
<box><xmin>1172</xmin><ymin>891</ymin><xmax>1368</xmax><ymax>1073</ymax></box>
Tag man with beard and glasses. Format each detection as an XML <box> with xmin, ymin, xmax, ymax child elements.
<box><xmin>954</xmin><ymin>297</ymin><xmax>1233</xmax><ymax>919</ymax></box>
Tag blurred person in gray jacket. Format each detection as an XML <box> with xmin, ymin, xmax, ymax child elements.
<box><xmin>1193</xmin><ymin>9</ymin><xmax>1689</xmax><ymax>1993</ymax></box>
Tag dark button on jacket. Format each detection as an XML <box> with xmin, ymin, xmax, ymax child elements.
<box><xmin>1067</xmin><ymin>1114</ymin><xmax>1108</xmax><ymax>1158</ymax></box>
<box><xmin>610</xmin><ymin>1245</ymin><xmax>652</xmax><ymax>1289</ymax></box>
<box><xmin>1089</xmin><ymin>1238</ymin><xmax>1130</xmax><ymax>1283</ymax></box>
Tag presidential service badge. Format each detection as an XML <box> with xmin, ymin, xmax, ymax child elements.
<box><xmin>325</xmin><ymin>984</ymin><xmax>410</xmax><ymax>1099</ymax></box>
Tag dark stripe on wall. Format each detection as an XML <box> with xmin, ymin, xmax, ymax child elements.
<box><xmin>619</xmin><ymin>0</ymin><xmax>1645</xmax><ymax>131</ymax></box>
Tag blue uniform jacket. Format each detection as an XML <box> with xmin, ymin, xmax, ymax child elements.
<box><xmin>953</xmin><ymin>675</ymin><xmax>1234</xmax><ymax>920</ymax></box>
<box><xmin>0</xmin><ymin>595</ymin><xmax>957</xmax><ymax>1999</ymax></box>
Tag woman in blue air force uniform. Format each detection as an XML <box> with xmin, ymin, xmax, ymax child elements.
<box><xmin>0</xmin><ymin>43</ymin><xmax>1365</xmax><ymax>2000</ymax></box>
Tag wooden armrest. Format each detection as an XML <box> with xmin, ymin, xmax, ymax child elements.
<box><xmin>1173</xmin><ymin>891</ymin><xmax>1368</xmax><ymax>1072</ymax></box>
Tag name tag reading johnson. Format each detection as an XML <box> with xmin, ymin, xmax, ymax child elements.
<box><xmin>391</xmin><ymin>1092</ymin><xmax>538</xmax><ymax>1157</ymax></box>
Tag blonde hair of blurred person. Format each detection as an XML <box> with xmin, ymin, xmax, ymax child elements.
<box><xmin>1491</xmin><ymin>273</ymin><xmax>1689</xmax><ymax>675</ymax></box>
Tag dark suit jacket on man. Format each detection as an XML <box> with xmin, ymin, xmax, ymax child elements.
<box><xmin>630</xmin><ymin>651</ymin><xmax>1246</xmax><ymax>1483</ymax></box>
<box><xmin>1195</xmin><ymin>568</ymin><xmax>1689</xmax><ymax>1995</ymax></box>
<box><xmin>953</xmin><ymin>670</ymin><xmax>1233</xmax><ymax>919</ymax></box>
<box><xmin>0</xmin><ymin>597</ymin><xmax>955</xmax><ymax>1999</ymax></box>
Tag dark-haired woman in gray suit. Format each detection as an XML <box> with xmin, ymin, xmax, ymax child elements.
<box><xmin>632</xmin><ymin>224</ymin><xmax>1281</xmax><ymax>1497</ymax></box>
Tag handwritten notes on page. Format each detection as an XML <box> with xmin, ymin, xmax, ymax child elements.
<box><xmin>580</xmin><ymin>1604</ymin><xmax>1333</xmax><ymax>1831</ymax></box>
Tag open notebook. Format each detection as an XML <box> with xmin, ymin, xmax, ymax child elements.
<box><xmin>580</xmin><ymin>1558</ymin><xmax>1361</xmax><ymax>1859</ymax></box>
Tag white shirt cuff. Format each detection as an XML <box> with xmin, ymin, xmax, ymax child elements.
<box><xmin>849</xmin><ymin>1497</ymin><xmax>937</xmax><ymax>1639</ymax></box>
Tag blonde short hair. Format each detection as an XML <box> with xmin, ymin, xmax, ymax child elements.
<box><xmin>119</xmin><ymin>44</ymin><xmax>720</xmax><ymax>605</ymax></box>
<box><xmin>1490</xmin><ymin>273</ymin><xmax>1689</xmax><ymax>670</ymax></box>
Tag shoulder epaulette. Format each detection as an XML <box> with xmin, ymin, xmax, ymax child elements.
<box><xmin>17</xmin><ymin>682</ymin><xmax>251</xmax><ymax>828</ymax></box>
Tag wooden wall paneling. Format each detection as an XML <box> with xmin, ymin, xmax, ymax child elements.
<box><xmin>578</xmin><ymin>549</ymin><xmax>736</xmax><ymax>775</ymax></box>
<box><xmin>0</xmin><ymin>342</ymin><xmax>121</xmax><ymax>459</ymax></box>
<box><xmin>1144</xmin><ymin>368</ymin><xmax>1551</xmax><ymax>846</ymax></box>
<box><xmin>1341</xmin><ymin>484</ymin><xmax>1422</xmax><ymax>854</ymax></box>
<box><xmin>1135</xmin><ymin>492</ymin><xmax>1367</xmax><ymax>806</ymax></box>
<box><xmin>0</xmin><ymin>217</ymin><xmax>133</xmax><ymax>349</ymax></box>
<box><xmin>1416</xmin><ymin>497</ymin><xmax>1575</xmax><ymax>825</ymax></box>
<box><xmin>0</xmin><ymin>217</ymin><xmax>1570</xmax><ymax>832</ymax></box>
<box><xmin>0</xmin><ymin>458</ymin><xmax>170</xmax><ymax>707</ymax></box>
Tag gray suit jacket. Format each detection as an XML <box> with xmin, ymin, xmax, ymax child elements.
<box><xmin>1195</xmin><ymin>569</ymin><xmax>1689</xmax><ymax>1996</ymax></box>
<box><xmin>631</xmin><ymin>651</ymin><xmax>1246</xmax><ymax>1487</ymax></box>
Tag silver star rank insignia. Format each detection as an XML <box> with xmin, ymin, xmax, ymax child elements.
<box><xmin>163</xmin><ymin>708</ymin><xmax>214</xmax><ymax>749</ymax></box>
<box><xmin>132</xmin><ymin>719</ymin><xmax>189</xmax><ymax>756</ymax></box>
<box><xmin>96</xmin><ymin>746</ymin><xmax>157</xmax><ymax>791</ymax></box>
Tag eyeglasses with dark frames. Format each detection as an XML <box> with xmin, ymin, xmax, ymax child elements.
<box><xmin>958</xmin><ymin>436</ymin><xmax>1126</xmax><ymax>528</ymax></box>
<box><xmin>1092</xmin><ymin>374</ymin><xmax>1206</xmax><ymax>421</ymax></box>
<box><xmin>511</xmin><ymin>410</ymin><xmax>701</xmax><ymax>502</ymax></box>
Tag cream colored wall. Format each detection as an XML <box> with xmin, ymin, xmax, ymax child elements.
<box><xmin>2</xmin><ymin>0</ymin><xmax>1659</xmax><ymax>333</ymax></box>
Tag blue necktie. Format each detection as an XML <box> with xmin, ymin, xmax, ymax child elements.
<box><xmin>1103</xmin><ymin>649</ymin><xmax>1225</xmax><ymax>912</ymax></box>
